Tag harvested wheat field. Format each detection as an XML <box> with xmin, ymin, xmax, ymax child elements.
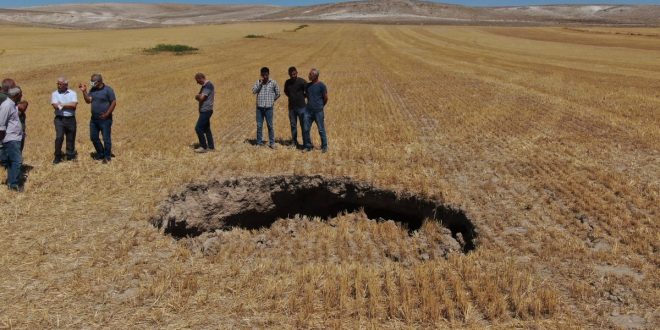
<box><xmin>0</xmin><ymin>23</ymin><xmax>658</xmax><ymax>329</ymax></box>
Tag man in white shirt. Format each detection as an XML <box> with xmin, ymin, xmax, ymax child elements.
<box><xmin>51</xmin><ymin>77</ymin><xmax>78</xmax><ymax>163</ymax></box>
<box><xmin>0</xmin><ymin>87</ymin><xmax>24</xmax><ymax>191</ymax></box>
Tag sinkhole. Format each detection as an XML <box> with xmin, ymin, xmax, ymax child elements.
<box><xmin>151</xmin><ymin>175</ymin><xmax>478</xmax><ymax>254</ymax></box>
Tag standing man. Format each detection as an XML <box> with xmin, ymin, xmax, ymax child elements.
<box><xmin>51</xmin><ymin>77</ymin><xmax>78</xmax><ymax>163</ymax></box>
<box><xmin>0</xmin><ymin>79</ymin><xmax>27</xmax><ymax>152</ymax></box>
<box><xmin>284</xmin><ymin>66</ymin><xmax>307</xmax><ymax>148</ymax></box>
<box><xmin>0</xmin><ymin>87</ymin><xmax>24</xmax><ymax>191</ymax></box>
<box><xmin>251</xmin><ymin>67</ymin><xmax>280</xmax><ymax>149</ymax></box>
<box><xmin>303</xmin><ymin>68</ymin><xmax>329</xmax><ymax>153</ymax></box>
<box><xmin>80</xmin><ymin>73</ymin><xmax>116</xmax><ymax>164</ymax></box>
<box><xmin>193</xmin><ymin>73</ymin><xmax>215</xmax><ymax>153</ymax></box>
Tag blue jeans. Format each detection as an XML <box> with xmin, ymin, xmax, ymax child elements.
<box><xmin>90</xmin><ymin>119</ymin><xmax>112</xmax><ymax>159</ymax></box>
<box><xmin>0</xmin><ymin>140</ymin><xmax>22</xmax><ymax>188</ymax></box>
<box><xmin>303</xmin><ymin>109</ymin><xmax>328</xmax><ymax>149</ymax></box>
<box><xmin>256</xmin><ymin>107</ymin><xmax>274</xmax><ymax>145</ymax></box>
<box><xmin>195</xmin><ymin>111</ymin><xmax>214</xmax><ymax>149</ymax></box>
<box><xmin>289</xmin><ymin>107</ymin><xmax>306</xmax><ymax>146</ymax></box>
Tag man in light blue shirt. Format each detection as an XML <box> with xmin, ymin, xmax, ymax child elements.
<box><xmin>0</xmin><ymin>87</ymin><xmax>24</xmax><ymax>191</ymax></box>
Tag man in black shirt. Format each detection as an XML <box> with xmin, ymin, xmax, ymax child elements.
<box><xmin>283</xmin><ymin>66</ymin><xmax>307</xmax><ymax>148</ymax></box>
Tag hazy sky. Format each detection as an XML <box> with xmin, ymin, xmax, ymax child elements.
<box><xmin>1</xmin><ymin>0</ymin><xmax>659</xmax><ymax>8</ymax></box>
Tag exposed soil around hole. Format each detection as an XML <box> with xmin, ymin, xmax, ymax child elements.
<box><xmin>151</xmin><ymin>175</ymin><xmax>478</xmax><ymax>254</ymax></box>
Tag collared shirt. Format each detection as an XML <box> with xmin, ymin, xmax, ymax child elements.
<box><xmin>198</xmin><ymin>81</ymin><xmax>215</xmax><ymax>113</ymax></box>
<box><xmin>0</xmin><ymin>98</ymin><xmax>23</xmax><ymax>143</ymax></box>
<box><xmin>51</xmin><ymin>89</ymin><xmax>78</xmax><ymax>117</ymax></box>
<box><xmin>252</xmin><ymin>79</ymin><xmax>280</xmax><ymax>108</ymax></box>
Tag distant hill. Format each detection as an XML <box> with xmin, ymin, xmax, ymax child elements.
<box><xmin>1</xmin><ymin>0</ymin><xmax>658</xmax><ymax>28</ymax></box>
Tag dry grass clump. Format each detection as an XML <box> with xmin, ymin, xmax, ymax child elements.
<box><xmin>0</xmin><ymin>23</ymin><xmax>657</xmax><ymax>328</ymax></box>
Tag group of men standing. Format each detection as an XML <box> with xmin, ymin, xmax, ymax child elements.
<box><xmin>193</xmin><ymin>66</ymin><xmax>328</xmax><ymax>153</ymax></box>
<box><xmin>0</xmin><ymin>74</ymin><xmax>115</xmax><ymax>191</ymax></box>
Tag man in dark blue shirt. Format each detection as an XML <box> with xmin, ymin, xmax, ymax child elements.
<box><xmin>303</xmin><ymin>68</ymin><xmax>329</xmax><ymax>153</ymax></box>
<box><xmin>80</xmin><ymin>73</ymin><xmax>116</xmax><ymax>163</ymax></box>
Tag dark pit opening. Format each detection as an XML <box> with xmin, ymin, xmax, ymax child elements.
<box><xmin>151</xmin><ymin>175</ymin><xmax>477</xmax><ymax>252</ymax></box>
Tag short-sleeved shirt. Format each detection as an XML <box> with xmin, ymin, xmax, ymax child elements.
<box><xmin>252</xmin><ymin>80</ymin><xmax>280</xmax><ymax>108</ymax></box>
<box><xmin>198</xmin><ymin>81</ymin><xmax>215</xmax><ymax>113</ymax></box>
<box><xmin>51</xmin><ymin>89</ymin><xmax>78</xmax><ymax>117</ymax></box>
<box><xmin>284</xmin><ymin>77</ymin><xmax>307</xmax><ymax>110</ymax></box>
<box><xmin>0</xmin><ymin>98</ymin><xmax>23</xmax><ymax>143</ymax></box>
<box><xmin>306</xmin><ymin>82</ymin><xmax>327</xmax><ymax>112</ymax></box>
<box><xmin>0</xmin><ymin>92</ymin><xmax>7</xmax><ymax>105</ymax></box>
<box><xmin>89</xmin><ymin>85</ymin><xmax>116</xmax><ymax>120</ymax></box>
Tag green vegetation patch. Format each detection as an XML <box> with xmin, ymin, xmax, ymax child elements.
<box><xmin>144</xmin><ymin>44</ymin><xmax>199</xmax><ymax>55</ymax></box>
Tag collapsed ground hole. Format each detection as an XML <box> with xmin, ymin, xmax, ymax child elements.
<box><xmin>151</xmin><ymin>175</ymin><xmax>477</xmax><ymax>253</ymax></box>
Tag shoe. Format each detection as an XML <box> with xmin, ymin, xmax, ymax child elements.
<box><xmin>207</xmin><ymin>148</ymin><xmax>216</xmax><ymax>152</ymax></box>
<box><xmin>322</xmin><ymin>147</ymin><xmax>328</xmax><ymax>153</ymax></box>
<box><xmin>8</xmin><ymin>185</ymin><xmax>22</xmax><ymax>192</ymax></box>
<box><xmin>269</xmin><ymin>144</ymin><xmax>276</xmax><ymax>149</ymax></box>
<box><xmin>53</xmin><ymin>157</ymin><xmax>62</xmax><ymax>164</ymax></box>
<box><xmin>194</xmin><ymin>147</ymin><xmax>207</xmax><ymax>153</ymax></box>
<box><xmin>303</xmin><ymin>148</ymin><xmax>312</xmax><ymax>153</ymax></box>
<box><xmin>102</xmin><ymin>157</ymin><xmax>111</xmax><ymax>164</ymax></box>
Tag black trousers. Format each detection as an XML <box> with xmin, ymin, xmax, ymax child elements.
<box><xmin>54</xmin><ymin>116</ymin><xmax>77</xmax><ymax>158</ymax></box>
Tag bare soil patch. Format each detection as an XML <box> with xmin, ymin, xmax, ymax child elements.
<box><xmin>151</xmin><ymin>175</ymin><xmax>477</xmax><ymax>256</ymax></box>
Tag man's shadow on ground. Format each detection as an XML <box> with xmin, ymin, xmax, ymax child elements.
<box><xmin>244</xmin><ymin>138</ymin><xmax>303</xmax><ymax>149</ymax></box>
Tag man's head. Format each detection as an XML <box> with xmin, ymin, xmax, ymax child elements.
<box><xmin>288</xmin><ymin>66</ymin><xmax>297</xmax><ymax>79</ymax></box>
<box><xmin>8</xmin><ymin>86</ymin><xmax>22</xmax><ymax>102</ymax></box>
<box><xmin>261</xmin><ymin>67</ymin><xmax>270</xmax><ymax>80</ymax></box>
<box><xmin>308</xmin><ymin>68</ymin><xmax>320</xmax><ymax>82</ymax></box>
<box><xmin>1</xmin><ymin>78</ymin><xmax>16</xmax><ymax>93</ymax></box>
<box><xmin>194</xmin><ymin>72</ymin><xmax>206</xmax><ymax>85</ymax></box>
<box><xmin>57</xmin><ymin>77</ymin><xmax>69</xmax><ymax>92</ymax></box>
<box><xmin>90</xmin><ymin>73</ymin><xmax>103</xmax><ymax>88</ymax></box>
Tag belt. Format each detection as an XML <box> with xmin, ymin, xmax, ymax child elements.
<box><xmin>55</xmin><ymin>116</ymin><xmax>75</xmax><ymax>119</ymax></box>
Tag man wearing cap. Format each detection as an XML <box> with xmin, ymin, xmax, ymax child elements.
<box><xmin>251</xmin><ymin>67</ymin><xmax>280</xmax><ymax>148</ymax></box>
<box><xmin>51</xmin><ymin>77</ymin><xmax>78</xmax><ymax>163</ymax></box>
<box><xmin>80</xmin><ymin>73</ymin><xmax>116</xmax><ymax>163</ymax></box>
<box><xmin>0</xmin><ymin>87</ymin><xmax>24</xmax><ymax>191</ymax></box>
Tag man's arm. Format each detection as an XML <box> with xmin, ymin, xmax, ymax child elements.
<box><xmin>17</xmin><ymin>101</ymin><xmax>28</xmax><ymax>113</ymax></box>
<box><xmin>0</xmin><ymin>106</ymin><xmax>8</xmax><ymax>141</ymax></box>
<box><xmin>273</xmin><ymin>82</ymin><xmax>281</xmax><ymax>101</ymax></box>
<box><xmin>100</xmin><ymin>100</ymin><xmax>116</xmax><ymax>120</ymax></box>
<box><xmin>79</xmin><ymin>84</ymin><xmax>92</xmax><ymax>104</ymax></box>
<box><xmin>323</xmin><ymin>85</ymin><xmax>328</xmax><ymax>106</ymax></box>
<box><xmin>252</xmin><ymin>81</ymin><xmax>262</xmax><ymax>94</ymax></box>
<box><xmin>100</xmin><ymin>89</ymin><xmax>117</xmax><ymax>119</ymax></box>
<box><xmin>61</xmin><ymin>102</ymin><xmax>77</xmax><ymax>110</ymax></box>
<box><xmin>195</xmin><ymin>93</ymin><xmax>208</xmax><ymax>102</ymax></box>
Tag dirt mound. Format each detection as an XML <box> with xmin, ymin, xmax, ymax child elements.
<box><xmin>151</xmin><ymin>175</ymin><xmax>477</xmax><ymax>255</ymax></box>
